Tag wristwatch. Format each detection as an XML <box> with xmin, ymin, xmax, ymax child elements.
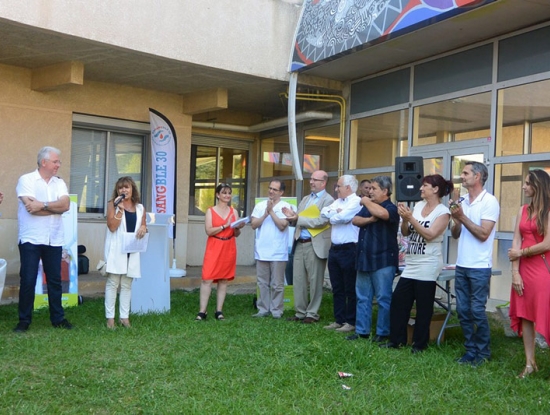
<box><xmin>43</xmin><ymin>202</ymin><xmax>49</xmax><ymax>211</ymax></box>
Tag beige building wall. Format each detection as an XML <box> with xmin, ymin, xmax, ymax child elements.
<box><xmin>0</xmin><ymin>62</ymin><xmax>193</xmax><ymax>274</ymax></box>
<box><xmin>0</xmin><ymin>0</ymin><xmax>300</xmax><ymax>81</ymax></box>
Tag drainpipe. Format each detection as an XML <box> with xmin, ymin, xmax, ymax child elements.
<box><xmin>288</xmin><ymin>72</ymin><xmax>302</xmax><ymax>180</ymax></box>
<box><xmin>283</xmin><ymin>86</ymin><xmax>346</xmax><ymax>177</ymax></box>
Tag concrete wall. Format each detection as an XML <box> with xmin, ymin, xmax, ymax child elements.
<box><xmin>0</xmin><ymin>62</ymin><xmax>192</xmax><ymax>274</ymax></box>
<box><xmin>0</xmin><ymin>0</ymin><xmax>301</xmax><ymax>80</ymax></box>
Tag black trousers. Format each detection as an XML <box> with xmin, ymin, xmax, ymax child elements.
<box><xmin>389</xmin><ymin>277</ymin><xmax>436</xmax><ymax>349</ymax></box>
<box><xmin>327</xmin><ymin>243</ymin><xmax>357</xmax><ymax>325</ymax></box>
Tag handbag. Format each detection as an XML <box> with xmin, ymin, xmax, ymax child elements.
<box><xmin>96</xmin><ymin>260</ymin><xmax>107</xmax><ymax>277</ymax></box>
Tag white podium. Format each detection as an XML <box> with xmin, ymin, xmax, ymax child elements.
<box><xmin>131</xmin><ymin>213</ymin><xmax>173</xmax><ymax>314</ymax></box>
<box><xmin>0</xmin><ymin>259</ymin><xmax>6</xmax><ymax>302</ymax></box>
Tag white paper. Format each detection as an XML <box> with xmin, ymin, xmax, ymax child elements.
<box><xmin>230</xmin><ymin>216</ymin><xmax>250</xmax><ymax>228</ymax></box>
<box><xmin>122</xmin><ymin>233</ymin><xmax>149</xmax><ymax>253</ymax></box>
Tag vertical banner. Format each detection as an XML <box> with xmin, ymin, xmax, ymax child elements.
<box><xmin>149</xmin><ymin>108</ymin><xmax>177</xmax><ymax>238</ymax></box>
<box><xmin>34</xmin><ymin>194</ymin><xmax>79</xmax><ymax>309</ymax></box>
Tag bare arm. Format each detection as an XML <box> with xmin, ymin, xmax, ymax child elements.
<box><xmin>251</xmin><ymin>200</ymin><xmax>288</xmax><ymax>232</ymax></box>
<box><xmin>135</xmin><ymin>206</ymin><xmax>148</xmax><ymax>239</ymax></box>
<box><xmin>270</xmin><ymin>209</ymin><xmax>289</xmax><ymax>231</ymax></box>
<box><xmin>352</xmin><ymin>215</ymin><xmax>378</xmax><ymax>227</ymax></box>
<box><xmin>106</xmin><ymin>201</ymin><xmax>123</xmax><ymax>232</ymax></box>
<box><xmin>282</xmin><ymin>206</ymin><xmax>298</xmax><ymax>225</ymax></box>
<box><xmin>508</xmin><ymin>207</ymin><xmax>524</xmax><ymax>295</ymax></box>
<box><xmin>400</xmin><ymin>207</ymin><xmax>450</xmax><ymax>242</ymax></box>
<box><xmin>509</xmin><ymin>210</ymin><xmax>550</xmax><ymax>259</ymax></box>
<box><xmin>204</xmin><ymin>208</ymin><xmax>229</xmax><ymax>237</ymax></box>
<box><xmin>451</xmin><ymin>203</ymin><xmax>495</xmax><ymax>242</ymax></box>
<box><xmin>362</xmin><ymin>197</ymin><xmax>389</xmax><ymax>220</ymax></box>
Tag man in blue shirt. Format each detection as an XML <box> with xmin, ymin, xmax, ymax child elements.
<box><xmin>347</xmin><ymin>176</ymin><xmax>399</xmax><ymax>342</ymax></box>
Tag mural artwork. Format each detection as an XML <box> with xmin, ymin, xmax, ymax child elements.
<box><xmin>290</xmin><ymin>0</ymin><xmax>496</xmax><ymax>71</ymax></box>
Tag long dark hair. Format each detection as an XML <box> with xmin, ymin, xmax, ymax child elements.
<box><xmin>526</xmin><ymin>169</ymin><xmax>550</xmax><ymax>236</ymax></box>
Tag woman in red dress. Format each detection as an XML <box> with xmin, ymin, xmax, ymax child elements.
<box><xmin>508</xmin><ymin>169</ymin><xmax>550</xmax><ymax>378</ymax></box>
<box><xmin>196</xmin><ymin>183</ymin><xmax>246</xmax><ymax>321</ymax></box>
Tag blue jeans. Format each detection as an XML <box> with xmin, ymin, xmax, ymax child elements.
<box><xmin>18</xmin><ymin>242</ymin><xmax>65</xmax><ymax>325</ymax></box>
<box><xmin>455</xmin><ymin>266</ymin><xmax>491</xmax><ymax>359</ymax></box>
<box><xmin>355</xmin><ymin>266</ymin><xmax>395</xmax><ymax>336</ymax></box>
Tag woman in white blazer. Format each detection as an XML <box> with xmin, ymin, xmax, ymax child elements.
<box><xmin>104</xmin><ymin>176</ymin><xmax>147</xmax><ymax>329</ymax></box>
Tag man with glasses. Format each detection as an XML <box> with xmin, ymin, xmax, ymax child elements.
<box><xmin>283</xmin><ymin>170</ymin><xmax>334</xmax><ymax>323</ymax></box>
<box><xmin>251</xmin><ymin>179</ymin><xmax>294</xmax><ymax>319</ymax></box>
<box><xmin>321</xmin><ymin>175</ymin><xmax>362</xmax><ymax>333</ymax></box>
<box><xmin>14</xmin><ymin>146</ymin><xmax>73</xmax><ymax>332</ymax></box>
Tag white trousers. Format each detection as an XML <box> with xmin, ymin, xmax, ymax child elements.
<box><xmin>105</xmin><ymin>273</ymin><xmax>133</xmax><ymax>319</ymax></box>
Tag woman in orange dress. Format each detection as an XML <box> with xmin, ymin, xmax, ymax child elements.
<box><xmin>196</xmin><ymin>183</ymin><xmax>246</xmax><ymax>321</ymax></box>
<box><xmin>508</xmin><ymin>169</ymin><xmax>550</xmax><ymax>378</ymax></box>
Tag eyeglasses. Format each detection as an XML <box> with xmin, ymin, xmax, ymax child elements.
<box><xmin>48</xmin><ymin>159</ymin><xmax>62</xmax><ymax>166</ymax></box>
<box><xmin>310</xmin><ymin>178</ymin><xmax>325</xmax><ymax>182</ymax></box>
<box><xmin>268</xmin><ymin>187</ymin><xmax>281</xmax><ymax>192</ymax></box>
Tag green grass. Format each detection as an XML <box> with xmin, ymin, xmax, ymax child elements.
<box><xmin>0</xmin><ymin>291</ymin><xmax>549</xmax><ymax>414</ymax></box>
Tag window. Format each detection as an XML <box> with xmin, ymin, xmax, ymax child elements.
<box><xmin>496</xmin><ymin>79</ymin><xmax>550</xmax><ymax>157</ymax></box>
<box><xmin>189</xmin><ymin>144</ymin><xmax>248</xmax><ymax>217</ymax></box>
<box><xmin>70</xmin><ymin>125</ymin><xmax>146</xmax><ymax>216</ymax></box>
<box><xmin>413</xmin><ymin>92</ymin><xmax>491</xmax><ymax>146</ymax></box>
<box><xmin>260</xmin><ymin>134</ymin><xmax>293</xmax><ymax>178</ymax></box>
<box><xmin>304</xmin><ymin>124</ymin><xmax>340</xmax><ymax>174</ymax></box>
<box><xmin>349</xmin><ymin>109</ymin><xmax>408</xmax><ymax>170</ymax></box>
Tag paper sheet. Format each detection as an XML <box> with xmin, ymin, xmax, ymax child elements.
<box><xmin>230</xmin><ymin>216</ymin><xmax>250</xmax><ymax>228</ymax></box>
<box><xmin>122</xmin><ymin>232</ymin><xmax>149</xmax><ymax>253</ymax></box>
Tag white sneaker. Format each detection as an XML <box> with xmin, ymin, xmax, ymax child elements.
<box><xmin>324</xmin><ymin>322</ymin><xmax>343</xmax><ymax>330</ymax></box>
<box><xmin>252</xmin><ymin>312</ymin><xmax>270</xmax><ymax>318</ymax></box>
<box><xmin>335</xmin><ymin>323</ymin><xmax>356</xmax><ymax>333</ymax></box>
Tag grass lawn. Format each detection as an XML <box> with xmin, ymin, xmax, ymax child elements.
<box><xmin>0</xmin><ymin>290</ymin><xmax>548</xmax><ymax>414</ymax></box>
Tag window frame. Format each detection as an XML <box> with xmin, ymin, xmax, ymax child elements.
<box><xmin>71</xmin><ymin>114</ymin><xmax>150</xmax><ymax>219</ymax></box>
<box><xmin>188</xmin><ymin>135</ymin><xmax>251</xmax><ymax>219</ymax></box>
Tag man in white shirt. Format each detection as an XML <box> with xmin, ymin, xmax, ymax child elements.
<box><xmin>321</xmin><ymin>175</ymin><xmax>362</xmax><ymax>333</ymax></box>
<box><xmin>251</xmin><ymin>179</ymin><xmax>293</xmax><ymax>319</ymax></box>
<box><xmin>14</xmin><ymin>146</ymin><xmax>73</xmax><ymax>332</ymax></box>
<box><xmin>450</xmin><ymin>161</ymin><xmax>500</xmax><ymax>366</ymax></box>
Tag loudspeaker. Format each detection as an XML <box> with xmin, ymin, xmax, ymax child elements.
<box><xmin>395</xmin><ymin>156</ymin><xmax>424</xmax><ymax>201</ymax></box>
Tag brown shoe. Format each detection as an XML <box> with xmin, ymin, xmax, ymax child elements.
<box><xmin>302</xmin><ymin>317</ymin><xmax>319</xmax><ymax>324</ymax></box>
<box><xmin>286</xmin><ymin>316</ymin><xmax>303</xmax><ymax>322</ymax></box>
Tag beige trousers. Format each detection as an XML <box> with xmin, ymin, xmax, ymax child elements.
<box><xmin>256</xmin><ymin>260</ymin><xmax>287</xmax><ymax>318</ymax></box>
<box><xmin>292</xmin><ymin>242</ymin><xmax>327</xmax><ymax>320</ymax></box>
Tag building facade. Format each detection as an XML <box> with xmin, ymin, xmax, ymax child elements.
<box><xmin>1</xmin><ymin>0</ymin><xmax>549</xmax><ymax>302</ymax></box>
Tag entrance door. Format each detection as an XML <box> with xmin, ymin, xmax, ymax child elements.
<box><xmin>410</xmin><ymin>141</ymin><xmax>490</xmax><ymax>264</ymax></box>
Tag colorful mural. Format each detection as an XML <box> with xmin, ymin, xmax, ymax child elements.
<box><xmin>290</xmin><ymin>0</ymin><xmax>496</xmax><ymax>71</ymax></box>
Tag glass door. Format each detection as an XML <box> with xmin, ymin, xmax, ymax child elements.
<box><xmin>411</xmin><ymin>143</ymin><xmax>489</xmax><ymax>264</ymax></box>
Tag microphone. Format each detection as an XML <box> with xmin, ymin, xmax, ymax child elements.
<box><xmin>114</xmin><ymin>194</ymin><xmax>126</xmax><ymax>207</ymax></box>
